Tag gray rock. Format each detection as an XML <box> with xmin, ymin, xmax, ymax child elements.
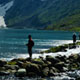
<box><xmin>63</xmin><ymin>67</ymin><xmax>68</xmax><ymax>72</ymax></box>
<box><xmin>48</xmin><ymin>69</ymin><xmax>55</xmax><ymax>76</ymax></box>
<box><xmin>0</xmin><ymin>71</ymin><xmax>10</xmax><ymax>76</ymax></box>
<box><xmin>4</xmin><ymin>65</ymin><xmax>19</xmax><ymax>70</ymax></box>
<box><xmin>15</xmin><ymin>69</ymin><xmax>26</xmax><ymax>77</ymax></box>
<box><xmin>0</xmin><ymin>67</ymin><xmax>6</xmax><ymax>71</ymax></box>
<box><xmin>31</xmin><ymin>60</ymin><xmax>44</xmax><ymax>65</ymax></box>
<box><xmin>41</xmin><ymin>67</ymin><xmax>49</xmax><ymax>77</ymax></box>
<box><xmin>46</xmin><ymin>56</ymin><xmax>60</xmax><ymax>66</ymax></box>
<box><xmin>56</xmin><ymin>55</ymin><xmax>67</xmax><ymax>62</ymax></box>
<box><xmin>0</xmin><ymin>60</ymin><xmax>7</xmax><ymax>67</ymax></box>
<box><xmin>55</xmin><ymin>62</ymin><xmax>66</xmax><ymax>72</ymax></box>
<box><xmin>17</xmin><ymin>61</ymin><xmax>24</xmax><ymax>68</ymax></box>
<box><xmin>51</xmin><ymin>67</ymin><xmax>59</xmax><ymax>73</ymax></box>
<box><xmin>26</xmin><ymin>63</ymin><xmax>40</xmax><ymax>75</ymax></box>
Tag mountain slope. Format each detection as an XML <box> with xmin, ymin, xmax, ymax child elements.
<box><xmin>1</xmin><ymin>0</ymin><xmax>80</xmax><ymax>30</ymax></box>
<box><xmin>0</xmin><ymin>0</ymin><xmax>14</xmax><ymax>28</ymax></box>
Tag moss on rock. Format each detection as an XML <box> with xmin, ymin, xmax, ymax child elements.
<box><xmin>7</xmin><ymin>61</ymin><xmax>17</xmax><ymax>65</ymax></box>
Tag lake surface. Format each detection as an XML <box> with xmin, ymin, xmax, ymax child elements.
<box><xmin>0</xmin><ymin>29</ymin><xmax>79</xmax><ymax>60</ymax></box>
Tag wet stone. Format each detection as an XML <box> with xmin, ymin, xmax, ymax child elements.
<box><xmin>15</xmin><ymin>69</ymin><xmax>26</xmax><ymax>77</ymax></box>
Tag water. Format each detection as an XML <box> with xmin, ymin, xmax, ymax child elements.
<box><xmin>0</xmin><ymin>29</ymin><xmax>79</xmax><ymax>60</ymax></box>
<box><xmin>0</xmin><ymin>29</ymin><xmax>79</xmax><ymax>80</ymax></box>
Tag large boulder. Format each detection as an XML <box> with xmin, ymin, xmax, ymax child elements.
<box><xmin>7</xmin><ymin>70</ymin><xmax>16</xmax><ymax>73</ymax></box>
<box><xmin>41</xmin><ymin>67</ymin><xmax>49</xmax><ymax>77</ymax></box>
<box><xmin>0</xmin><ymin>67</ymin><xmax>6</xmax><ymax>71</ymax></box>
<box><xmin>22</xmin><ymin>61</ymin><xmax>31</xmax><ymax>68</ymax></box>
<box><xmin>9</xmin><ymin>59</ymin><xmax>26</xmax><ymax>67</ymax></box>
<box><xmin>4</xmin><ymin>65</ymin><xmax>19</xmax><ymax>70</ymax></box>
<box><xmin>17</xmin><ymin>58</ymin><xmax>26</xmax><ymax>62</ymax></box>
<box><xmin>7</xmin><ymin>61</ymin><xmax>17</xmax><ymax>65</ymax></box>
<box><xmin>48</xmin><ymin>69</ymin><xmax>55</xmax><ymax>76</ymax></box>
<box><xmin>0</xmin><ymin>60</ymin><xmax>7</xmax><ymax>67</ymax></box>
<box><xmin>68</xmin><ymin>63</ymin><xmax>79</xmax><ymax>71</ymax></box>
<box><xmin>0</xmin><ymin>71</ymin><xmax>10</xmax><ymax>76</ymax></box>
<box><xmin>54</xmin><ymin>62</ymin><xmax>66</xmax><ymax>72</ymax></box>
<box><xmin>68</xmin><ymin>54</ymin><xmax>79</xmax><ymax>62</ymax></box>
<box><xmin>26</xmin><ymin>63</ymin><xmax>40</xmax><ymax>76</ymax></box>
<box><xmin>63</xmin><ymin>67</ymin><xmax>68</xmax><ymax>72</ymax></box>
<box><xmin>11</xmin><ymin>58</ymin><xmax>26</xmax><ymax>62</ymax></box>
<box><xmin>45</xmin><ymin>61</ymin><xmax>52</xmax><ymax>68</ymax></box>
<box><xmin>15</xmin><ymin>69</ymin><xmax>26</xmax><ymax>77</ymax></box>
<box><xmin>50</xmin><ymin>67</ymin><xmax>59</xmax><ymax>73</ymax></box>
<box><xmin>31</xmin><ymin>58</ymin><xmax>44</xmax><ymax>65</ymax></box>
<box><xmin>56</xmin><ymin>55</ymin><xmax>67</xmax><ymax>63</ymax></box>
<box><xmin>46</xmin><ymin>56</ymin><xmax>59</xmax><ymax>65</ymax></box>
<box><xmin>17</xmin><ymin>61</ymin><xmax>24</xmax><ymax>68</ymax></box>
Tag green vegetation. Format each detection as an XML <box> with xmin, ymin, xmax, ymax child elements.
<box><xmin>41</xmin><ymin>45</ymin><xmax>68</xmax><ymax>53</ymax></box>
<box><xmin>5</xmin><ymin>0</ymin><xmax>80</xmax><ymax>31</ymax></box>
<box><xmin>41</xmin><ymin>42</ymin><xmax>80</xmax><ymax>53</ymax></box>
<box><xmin>7</xmin><ymin>61</ymin><xmax>17</xmax><ymax>65</ymax></box>
<box><xmin>47</xmin><ymin>14</ymin><xmax>80</xmax><ymax>31</ymax></box>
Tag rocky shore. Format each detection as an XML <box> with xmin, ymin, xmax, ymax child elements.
<box><xmin>0</xmin><ymin>54</ymin><xmax>80</xmax><ymax>79</ymax></box>
<box><xmin>0</xmin><ymin>42</ymin><xmax>80</xmax><ymax>80</ymax></box>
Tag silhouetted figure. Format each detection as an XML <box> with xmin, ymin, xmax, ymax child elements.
<box><xmin>72</xmin><ymin>33</ymin><xmax>76</xmax><ymax>47</ymax></box>
<box><xmin>26</xmin><ymin>35</ymin><xmax>34</xmax><ymax>58</ymax></box>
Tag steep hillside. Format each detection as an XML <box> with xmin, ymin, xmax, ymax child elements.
<box><xmin>0</xmin><ymin>0</ymin><xmax>14</xmax><ymax>28</ymax></box>
<box><xmin>0</xmin><ymin>0</ymin><xmax>11</xmax><ymax>4</ymax></box>
<box><xmin>47</xmin><ymin>14</ymin><xmax>80</xmax><ymax>31</ymax></box>
<box><xmin>2</xmin><ymin>0</ymin><xmax>80</xmax><ymax>30</ymax></box>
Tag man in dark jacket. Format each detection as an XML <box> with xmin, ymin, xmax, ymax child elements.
<box><xmin>73</xmin><ymin>33</ymin><xmax>76</xmax><ymax>47</ymax></box>
<box><xmin>26</xmin><ymin>35</ymin><xmax>34</xmax><ymax>58</ymax></box>
<box><xmin>79</xmin><ymin>32</ymin><xmax>80</xmax><ymax>40</ymax></box>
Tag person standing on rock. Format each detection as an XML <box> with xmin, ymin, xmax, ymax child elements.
<box><xmin>26</xmin><ymin>35</ymin><xmax>34</xmax><ymax>58</ymax></box>
<box><xmin>79</xmin><ymin>32</ymin><xmax>80</xmax><ymax>40</ymax></box>
<box><xmin>72</xmin><ymin>32</ymin><xmax>76</xmax><ymax>47</ymax></box>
